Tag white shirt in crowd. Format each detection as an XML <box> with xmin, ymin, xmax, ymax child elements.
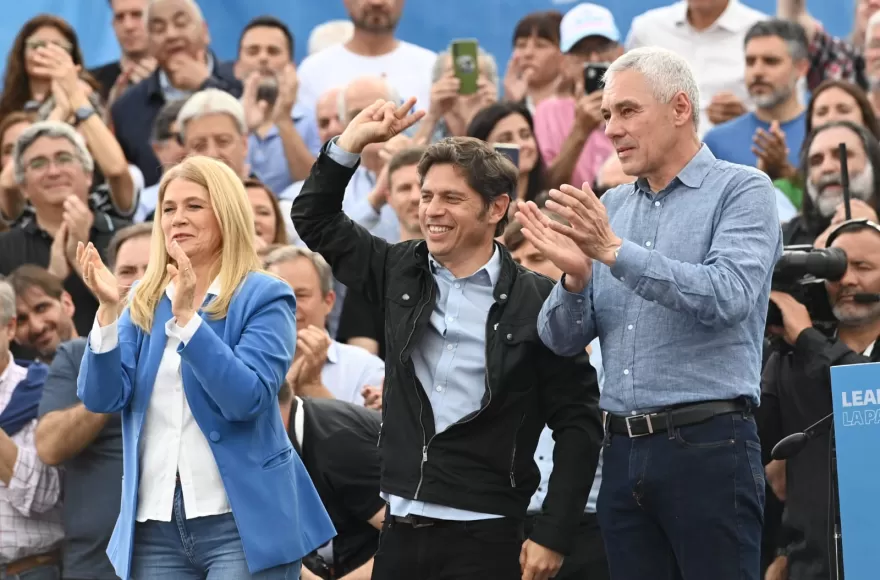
<box><xmin>90</xmin><ymin>279</ymin><xmax>230</xmax><ymax>522</ymax></box>
<box><xmin>322</xmin><ymin>340</ymin><xmax>385</xmax><ymax>406</ymax></box>
<box><xmin>626</xmin><ymin>0</ymin><xmax>767</xmax><ymax>136</ymax></box>
<box><xmin>296</xmin><ymin>41</ymin><xmax>436</xmax><ymax>116</ymax></box>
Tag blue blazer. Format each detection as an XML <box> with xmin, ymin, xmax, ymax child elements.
<box><xmin>77</xmin><ymin>272</ymin><xmax>335</xmax><ymax>580</ymax></box>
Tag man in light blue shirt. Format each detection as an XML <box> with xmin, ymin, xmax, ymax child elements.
<box><xmin>517</xmin><ymin>47</ymin><xmax>781</xmax><ymax>580</ymax></box>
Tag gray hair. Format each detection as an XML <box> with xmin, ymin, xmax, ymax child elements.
<box><xmin>337</xmin><ymin>78</ymin><xmax>403</xmax><ymax>122</ymax></box>
<box><xmin>744</xmin><ymin>19</ymin><xmax>809</xmax><ymax>62</ymax></box>
<box><xmin>308</xmin><ymin>20</ymin><xmax>354</xmax><ymax>55</ymax></box>
<box><xmin>177</xmin><ymin>89</ymin><xmax>248</xmax><ymax>141</ymax></box>
<box><xmin>264</xmin><ymin>245</ymin><xmax>333</xmax><ymax>297</ymax></box>
<box><xmin>431</xmin><ymin>47</ymin><xmax>500</xmax><ymax>88</ymax></box>
<box><xmin>13</xmin><ymin>121</ymin><xmax>94</xmax><ymax>185</ymax></box>
<box><xmin>867</xmin><ymin>11</ymin><xmax>880</xmax><ymax>44</ymax></box>
<box><xmin>0</xmin><ymin>279</ymin><xmax>14</xmax><ymax>325</ymax></box>
<box><xmin>604</xmin><ymin>47</ymin><xmax>701</xmax><ymax>131</ymax></box>
<box><xmin>145</xmin><ymin>0</ymin><xmax>203</xmax><ymax>25</ymax></box>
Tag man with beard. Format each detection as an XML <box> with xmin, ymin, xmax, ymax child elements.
<box><xmin>236</xmin><ymin>16</ymin><xmax>322</xmax><ymax>193</ymax></box>
<box><xmin>296</xmin><ymin>0</ymin><xmax>435</xmax><ymax>122</ymax></box>
<box><xmin>6</xmin><ymin>265</ymin><xmax>78</xmax><ymax>364</ymax></box>
<box><xmin>783</xmin><ymin>121</ymin><xmax>880</xmax><ymax>245</ymax></box>
<box><xmin>703</xmin><ymin>19</ymin><xmax>809</xmax><ymax>180</ymax></box>
<box><xmin>759</xmin><ymin>220</ymin><xmax>880</xmax><ymax>580</ymax></box>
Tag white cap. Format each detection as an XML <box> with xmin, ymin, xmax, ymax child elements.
<box><xmin>560</xmin><ymin>3</ymin><xmax>620</xmax><ymax>53</ymax></box>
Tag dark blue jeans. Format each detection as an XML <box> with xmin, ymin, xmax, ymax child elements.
<box><xmin>597</xmin><ymin>410</ymin><xmax>765</xmax><ymax>580</ymax></box>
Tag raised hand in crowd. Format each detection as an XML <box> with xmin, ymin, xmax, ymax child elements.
<box><xmin>573</xmin><ymin>90</ymin><xmax>604</xmax><ymax>137</ymax></box>
<box><xmin>337</xmin><ymin>96</ymin><xmax>426</xmax><ymax>154</ymax></box>
<box><xmin>63</xmin><ymin>195</ymin><xmax>95</xmax><ymax>278</ymax></box>
<box><xmin>287</xmin><ymin>325</ymin><xmax>332</xmax><ymax>396</ymax></box>
<box><xmin>429</xmin><ymin>72</ymin><xmax>461</xmax><ymax>118</ymax></box>
<box><xmin>78</xmin><ymin>241</ymin><xmax>121</xmax><ymax>326</ymax></box>
<box><xmin>366</xmin><ymin>133</ymin><xmax>414</xmax><ymax>211</ymax></box>
<box><xmin>515</xmin><ymin>199</ymin><xmax>593</xmax><ymax>292</ymax></box>
<box><xmin>753</xmin><ymin>121</ymin><xmax>795</xmax><ymax>180</ymax></box>
<box><xmin>503</xmin><ymin>55</ymin><xmax>532</xmax><ymax>103</ymax></box>
<box><xmin>106</xmin><ymin>57</ymin><xmax>158</xmax><ymax>112</ymax></box>
<box><xmin>241</xmin><ymin>73</ymin><xmax>268</xmax><ymax>131</ymax></box>
<box><xmin>362</xmin><ymin>383</ymin><xmax>382</xmax><ymax>410</ymax></box>
<box><xmin>166</xmin><ymin>49</ymin><xmax>211</xmax><ymax>92</ymax></box>
<box><xmin>706</xmin><ymin>91</ymin><xmax>747</xmax><ymax>126</ymax></box>
<box><xmin>48</xmin><ymin>222</ymin><xmax>72</xmax><ymax>281</ymax></box>
<box><xmin>271</xmin><ymin>63</ymin><xmax>299</xmax><ymax>123</ymax></box>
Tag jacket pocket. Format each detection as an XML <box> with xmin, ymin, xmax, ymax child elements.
<box><xmin>262</xmin><ymin>447</ymin><xmax>293</xmax><ymax>470</ymax></box>
<box><xmin>509</xmin><ymin>413</ymin><xmax>526</xmax><ymax>487</ymax></box>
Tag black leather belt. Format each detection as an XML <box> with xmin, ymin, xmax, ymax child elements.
<box><xmin>607</xmin><ymin>399</ymin><xmax>748</xmax><ymax>438</ymax></box>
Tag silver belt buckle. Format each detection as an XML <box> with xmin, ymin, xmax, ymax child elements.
<box><xmin>625</xmin><ymin>414</ymin><xmax>654</xmax><ymax>438</ymax></box>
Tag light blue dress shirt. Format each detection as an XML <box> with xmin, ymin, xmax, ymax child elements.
<box><xmin>528</xmin><ymin>338</ymin><xmax>604</xmax><ymax>515</ymax></box>
<box><xmin>538</xmin><ymin>145</ymin><xmax>782</xmax><ymax>415</ymax></box>
<box><xmin>247</xmin><ymin>103</ymin><xmax>322</xmax><ymax>195</ymax></box>
<box><xmin>386</xmin><ymin>248</ymin><xmax>506</xmax><ymax>520</ymax></box>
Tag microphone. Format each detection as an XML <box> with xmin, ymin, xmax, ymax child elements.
<box><xmin>853</xmin><ymin>293</ymin><xmax>880</xmax><ymax>304</ymax></box>
<box><xmin>771</xmin><ymin>412</ymin><xmax>834</xmax><ymax>460</ymax></box>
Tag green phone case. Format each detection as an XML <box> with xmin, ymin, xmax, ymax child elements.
<box><xmin>451</xmin><ymin>39</ymin><xmax>479</xmax><ymax>95</ymax></box>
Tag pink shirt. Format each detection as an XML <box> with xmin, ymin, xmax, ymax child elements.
<box><xmin>533</xmin><ymin>97</ymin><xmax>615</xmax><ymax>188</ymax></box>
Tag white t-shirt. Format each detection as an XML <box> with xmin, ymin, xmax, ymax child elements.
<box><xmin>296</xmin><ymin>41</ymin><xmax>436</xmax><ymax>115</ymax></box>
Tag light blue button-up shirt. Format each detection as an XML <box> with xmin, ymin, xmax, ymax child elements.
<box><xmin>538</xmin><ymin>145</ymin><xmax>782</xmax><ymax>415</ymax></box>
<box><xmin>247</xmin><ymin>103</ymin><xmax>322</xmax><ymax>195</ymax></box>
<box><xmin>384</xmin><ymin>248</ymin><xmax>504</xmax><ymax>520</ymax></box>
<box><xmin>528</xmin><ymin>338</ymin><xmax>604</xmax><ymax>515</ymax></box>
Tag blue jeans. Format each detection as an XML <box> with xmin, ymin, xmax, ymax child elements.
<box><xmin>597</xmin><ymin>410</ymin><xmax>765</xmax><ymax>580</ymax></box>
<box><xmin>0</xmin><ymin>565</ymin><xmax>59</xmax><ymax>580</ymax></box>
<box><xmin>131</xmin><ymin>485</ymin><xmax>301</xmax><ymax>579</ymax></box>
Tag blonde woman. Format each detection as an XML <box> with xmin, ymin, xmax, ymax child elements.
<box><xmin>75</xmin><ymin>155</ymin><xmax>334</xmax><ymax>580</ymax></box>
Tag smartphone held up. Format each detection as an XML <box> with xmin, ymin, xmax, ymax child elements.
<box><xmin>451</xmin><ymin>38</ymin><xmax>479</xmax><ymax>95</ymax></box>
<box><xmin>583</xmin><ymin>62</ymin><xmax>610</xmax><ymax>95</ymax></box>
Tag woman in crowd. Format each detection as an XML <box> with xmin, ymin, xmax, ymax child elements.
<box><xmin>75</xmin><ymin>155</ymin><xmax>334</xmax><ymax>579</ymax></box>
<box><xmin>467</xmin><ymin>101</ymin><xmax>548</xmax><ymax>203</ymax></box>
<box><xmin>0</xmin><ymin>14</ymin><xmax>98</xmax><ymax>120</ymax></box>
<box><xmin>244</xmin><ymin>177</ymin><xmax>289</xmax><ymax>248</ymax></box>
<box><xmin>0</xmin><ymin>111</ymin><xmax>33</xmax><ymax>229</ymax></box>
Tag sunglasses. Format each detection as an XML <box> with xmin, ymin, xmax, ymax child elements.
<box><xmin>25</xmin><ymin>38</ymin><xmax>73</xmax><ymax>53</ymax></box>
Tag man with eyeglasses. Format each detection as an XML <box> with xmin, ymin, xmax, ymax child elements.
<box><xmin>0</xmin><ymin>121</ymin><xmax>127</xmax><ymax>340</ymax></box>
<box><xmin>134</xmin><ymin>99</ymin><xmax>187</xmax><ymax>222</ymax></box>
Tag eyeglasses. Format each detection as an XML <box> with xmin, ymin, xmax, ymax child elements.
<box><xmin>25</xmin><ymin>38</ymin><xmax>73</xmax><ymax>53</ymax></box>
<box><xmin>24</xmin><ymin>151</ymin><xmax>77</xmax><ymax>172</ymax></box>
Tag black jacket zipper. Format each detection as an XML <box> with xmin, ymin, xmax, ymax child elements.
<box><xmin>509</xmin><ymin>413</ymin><xmax>526</xmax><ymax>487</ymax></box>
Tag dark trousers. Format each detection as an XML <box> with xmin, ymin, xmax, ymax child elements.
<box><xmin>597</xmin><ymin>411</ymin><xmax>765</xmax><ymax>580</ymax></box>
<box><xmin>371</xmin><ymin>515</ymin><xmax>523</xmax><ymax>580</ymax></box>
<box><xmin>524</xmin><ymin>512</ymin><xmax>610</xmax><ymax>580</ymax></box>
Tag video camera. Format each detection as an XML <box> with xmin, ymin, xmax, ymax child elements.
<box><xmin>767</xmin><ymin>245</ymin><xmax>847</xmax><ymax>329</ymax></box>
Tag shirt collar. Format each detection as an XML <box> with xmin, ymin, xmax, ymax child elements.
<box><xmin>428</xmin><ymin>244</ymin><xmax>501</xmax><ymax>287</ymax></box>
<box><xmin>326</xmin><ymin>339</ymin><xmax>340</xmax><ymax>364</ymax></box>
<box><xmin>0</xmin><ymin>359</ymin><xmax>24</xmax><ymax>393</ymax></box>
<box><xmin>635</xmin><ymin>144</ymin><xmax>716</xmax><ymax>194</ymax></box>
<box><xmin>165</xmin><ymin>276</ymin><xmax>222</xmax><ymax>301</ymax></box>
<box><xmin>674</xmin><ymin>0</ymin><xmax>751</xmax><ymax>32</ymax></box>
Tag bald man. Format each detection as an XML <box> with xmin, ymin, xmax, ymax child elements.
<box><xmin>110</xmin><ymin>0</ymin><xmax>242</xmax><ymax>186</ymax></box>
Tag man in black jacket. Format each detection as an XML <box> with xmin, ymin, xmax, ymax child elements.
<box><xmin>759</xmin><ymin>219</ymin><xmax>880</xmax><ymax>579</ymax></box>
<box><xmin>291</xmin><ymin>97</ymin><xmax>602</xmax><ymax>580</ymax></box>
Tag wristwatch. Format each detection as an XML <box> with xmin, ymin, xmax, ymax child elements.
<box><xmin>73</xmin><ymin>105</ymin><xmax>96</xmax><ymax>126</ymax></box>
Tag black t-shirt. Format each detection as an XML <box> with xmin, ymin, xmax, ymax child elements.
<box><xmin>290</xmin><ymin>397</ymin><xmax>384</xmax><ymax>576</ymax></box>
<box><xmin>336</xmin><ymin>290</ymin><xmax>386</xmax><ymax>361</ymax></box>
<box><xmin>0</xmin><ymin>211</ymin><xmax>125</xmax><ymax>337</ymax></box>
<box><xmin>38</xmin><ymin>338</ymin><xmax>123</xmax><ymax>579</ymax></box>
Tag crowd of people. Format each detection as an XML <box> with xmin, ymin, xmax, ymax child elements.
<box><xmin>1</xmin><ymin>0</ymin><xmax>879</xmax><ymax>579</ymax></box>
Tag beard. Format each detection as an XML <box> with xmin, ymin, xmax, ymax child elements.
<box><xmin>833</xmin><ymin>299</ymin><xmax>880</xmax><ymax>326</ymax></box>
<box><xmin>352</xmin><ymin>7</ymin><xmax>399</xmax><ymax>34</ymax></box>
<box><xmin>749</xmin><ymin>82</ymin><xmax>793</xmax><ymax>110</ymax></box>
<box><xmin>806</xmin><ymin>164</ymin><xmax>876</xmax><ymax>217</ymax></box>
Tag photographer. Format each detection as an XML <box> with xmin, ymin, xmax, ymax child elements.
<box><xmin>758</xmin><ymin>220</ymin><xmax>880</xmax><ymax>579</ymax></box>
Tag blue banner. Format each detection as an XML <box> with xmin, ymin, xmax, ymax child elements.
<box><xmin>830</xmin><ymin>362</ymin><xmax>880</xmax><ymax>579</ymax></box>
<box><xmin>0</xmin><ymin>0</ymin><xmax>856</xmax><ymax>87</ymax></box>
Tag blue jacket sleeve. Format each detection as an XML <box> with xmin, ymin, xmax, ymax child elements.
<box><xmin>76</xmin><ymin>309</ymin><xmax>139</xmax><ymax>413</ymax></box>
<box><xmin>178</xmin><ymin>278</ymin><xmax>296</xmax><ymax>422</ymax></box>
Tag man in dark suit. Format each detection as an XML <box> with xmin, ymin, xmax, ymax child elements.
<box><xmin>110</xmin><ymin>0</ymin><xmax>242</xmax><ymax>186</ymax></box>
